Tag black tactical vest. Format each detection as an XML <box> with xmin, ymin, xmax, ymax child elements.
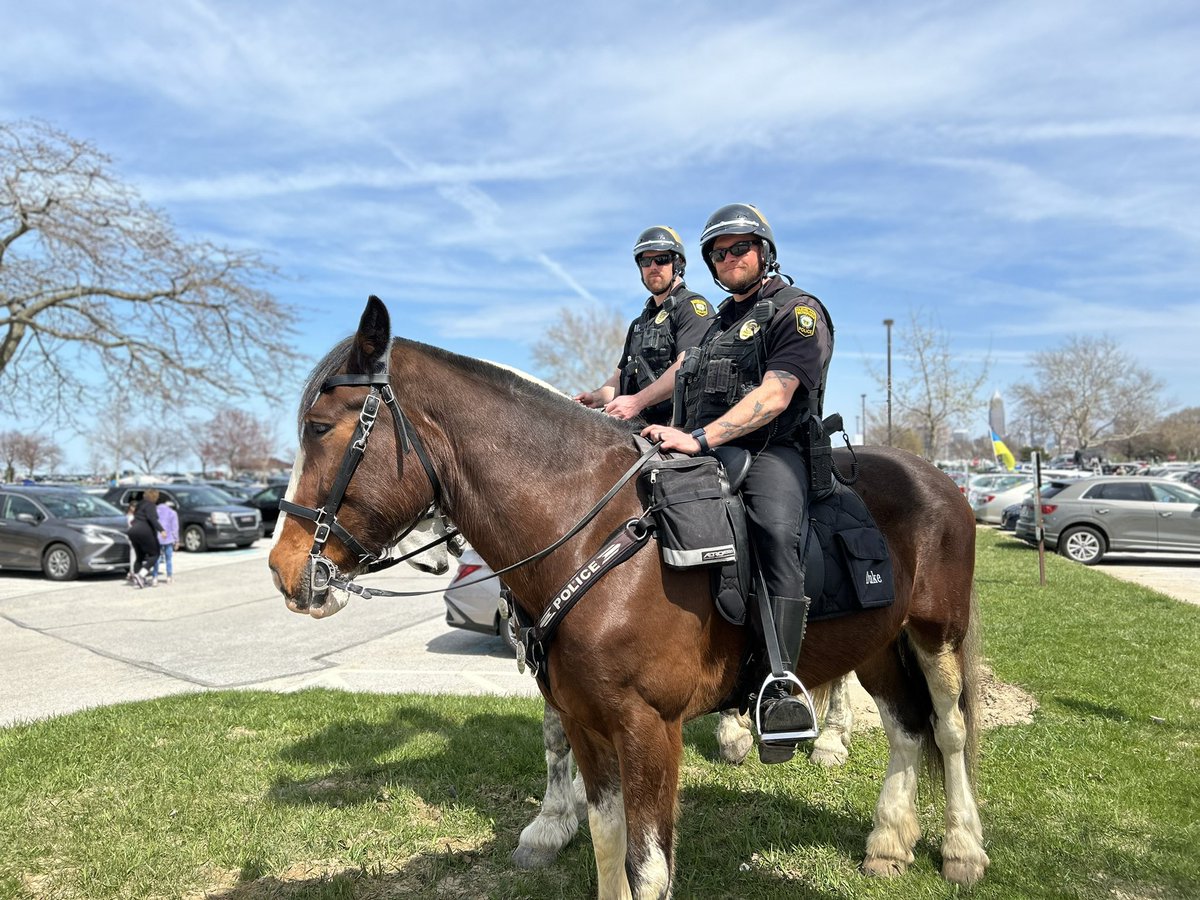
<box><xmin>620</xmin><ymin>285</ymin><xmax>707</xmax><ymax>418</ymax></box>
<box><xmin>678</xmin><ymin>283</ymin><xmax>833</xmax><ymax>446</ymax></box>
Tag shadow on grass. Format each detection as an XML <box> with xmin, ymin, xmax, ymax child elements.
<box><xmin>265</xmin><ymin>703</ymin><xmax>871</xmax><ymax>899</ymax></box>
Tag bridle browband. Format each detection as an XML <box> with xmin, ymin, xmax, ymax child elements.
<box><xmin>278</xmin><ymin>358</ymin><xmax>449</xmax><ymax>599</ymax></box>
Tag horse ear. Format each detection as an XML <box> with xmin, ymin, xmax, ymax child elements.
<box><xmin>349</xmin><ymin>295</ymin><xmax>392</xmax><ymax>374</ymax></box>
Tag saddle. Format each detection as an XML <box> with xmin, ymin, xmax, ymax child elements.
<box><xmin>641</xmin><ymin>442</ymin><xmax>896</xmax><ymax>626</ymax></box>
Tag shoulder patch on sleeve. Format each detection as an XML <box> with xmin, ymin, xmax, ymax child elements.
<box><xmin>795</xmin><ymin>305</ymin><xmax>818</xmax><ymax>337</ymax></box>
<box><xmin>690</xmin><ymin>298</ymin><xmax>710</xmax><ymax>317</ymax></box>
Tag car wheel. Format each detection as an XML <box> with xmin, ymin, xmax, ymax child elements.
<box><xmin>496</xmin><ymin>612</ymin><xmax>520</xmax><ymax>653</ymax></box>
<box><xmin>43</xmin><ymin>543</ymin><xmax>78</xmax><ymax>581</ymax></box>
<box><xmin>1058</xmin><ymin>526</ymin><xmax>1106</xmax><ymax>565</ymax></box>
<box><xmin>183</xmin><ymin>525</ymin><xmax>208</xmax><ymax>553</ymax></box>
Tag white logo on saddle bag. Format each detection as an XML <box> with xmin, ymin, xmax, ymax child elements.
<box><xmin>865</xmin><ymin>570</ymin><xmax>883</xmax><ymax>585</ymax></box>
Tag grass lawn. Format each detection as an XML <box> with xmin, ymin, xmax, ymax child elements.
<box><xmin>1</xmin><ymin>528</ymin><xmax>1197</xmax><ymax>899</ymax></box>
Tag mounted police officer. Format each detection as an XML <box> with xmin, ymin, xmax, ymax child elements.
<box><xmin>642</xmin><ymin>203</ymin><xmax>834</xmax><ymax>763</ymax></box>
<box><xmin>574</xmin><ymin>226</ymin><xmax>712</xmax><ymax>424</ymax></box>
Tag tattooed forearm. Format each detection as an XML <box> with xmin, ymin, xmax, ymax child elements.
<box><xmin>709</xmin><ymin>370</ymin><xmax>799</xmax><ymax>445</ymax></box>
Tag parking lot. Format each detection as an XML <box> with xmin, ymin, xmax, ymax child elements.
<box><xmin>2</xmin><ymin>537</ymin><xmax>1197</xmax><ymax>729</ymax></box>
<box><xmin>0</xmin><ymin>544</ymin><xmax>538</xmax><ymax>728</ymax></box>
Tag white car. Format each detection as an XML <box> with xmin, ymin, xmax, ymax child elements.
<box><xmin>966</xmin><ymin>474</ymin><xmax>1031</xmax><ymax>510</ymax></box>
<box><xmin>972</xmin><ymin>480</ymin><xmax>1034</xmax><ymax>525</ymax></box>
<box><xmin>443</xmin><ymin>547</ymin><xmax>517</xmax><ymax>649</ymax></box>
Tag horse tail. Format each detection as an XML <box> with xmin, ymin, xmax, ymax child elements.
<box><xmin>959</xmin><ymin>584</ymin><xmax>983</xmax><ymax>785</ymax></box>
<box><xmin>809</xmin><ymin>680</ymin><xmax>832</xmax><ymax>722</ymax></box>
<box><xmin>893</xmin><ymin>629</ymin><xmax>941</xmax><ymax>786</ymax></box>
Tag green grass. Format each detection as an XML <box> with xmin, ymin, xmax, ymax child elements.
<box><xmin>1</xmin><ymin>528</ymin><xmax>1198</xmax><ymax>899</ymax></box>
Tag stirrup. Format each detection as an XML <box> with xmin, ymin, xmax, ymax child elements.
<box><xmin>754</xmin><ymin>671</ymin><xmax>819</xmax><ymax>743</ymax></box>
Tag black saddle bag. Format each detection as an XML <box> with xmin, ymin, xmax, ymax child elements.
<box><xmin>642</xmin><ymin>454</ymin><xmax>738</xmax><ymax>569</ymax></box>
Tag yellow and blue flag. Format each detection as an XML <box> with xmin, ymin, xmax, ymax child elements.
<box><xmin>991</xmin><ymin>429</ymin><xmax>1015</xmax><ymax>471</ymax></box>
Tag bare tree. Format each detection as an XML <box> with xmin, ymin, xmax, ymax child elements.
<box><xmin>0</xmin><ymin>429</ymin><xmax>21</xmax><ymax>481</ymax></box>
<box><xmin>11</xmin><ymin>431</ymin><xmax>62</xmax><ymax>477</ymax></box>
<box><xmin>530</xmin><ymin>304</ymin><xmax>628</xmax><ymax>395</ymax></box>
<box><xmin>90</xmin><ymin>398</ymin><xmax>134</xmax><ymax>478</ymax></box>
<box><xmin>875</xmin><ymin>311</ymin><xmax>990</xmax><ymax>459</ymax></box>
<box><xmin>1011</xmin><ymin>336</ymin><xmax>1163</xmax><ymax>451</ymax></box>
<box><xmin>125</xmin><ymin>424</ymin><xmax>188</xmax><ymax>474</ymax></box>
<box><xmin>200</xmin><ymin>407</ymin><xmax>275</xmax><ymax>477</ymax></box>
<box><xmin>0</xmin><ymin>119</ymin><xmax>300</xmax><ymax>423</ymax></box>
<box><xmin>1156</xmin><ymin>406</ymin><xmax>1200</xmax><ymax>462</ymax></box>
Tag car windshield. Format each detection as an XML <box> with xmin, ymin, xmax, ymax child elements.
<box><xmin>173</xmin><ymin>486</ymin><xmax>239</xmax><ymax>509</ymax></box>
<box><xmin>37</xmin><ymin>492</ymin><xmax>124</xmax><ymax>519</ymax></box>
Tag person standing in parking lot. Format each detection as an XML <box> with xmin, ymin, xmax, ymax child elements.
<box><xmin>127</xmin><ymin>489</ymin><xmax>166</xmax><ymax>588</ymax></box>
<box><xmin>151</xmin><ymin>497</ymin><xmax>179</xmax><ymax>586</ymax></box>
<box><xmin>573</xmin><ymin>226</ymin><xmax>712</xmax><ymax>425</ymax></box>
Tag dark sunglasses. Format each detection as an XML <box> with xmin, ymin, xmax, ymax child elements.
<box><xmin>637</xmin><ymin>253</ymin><xmax>674</xmax><ymax>269</ymax></box>
<box><xmin>708</xmin><ymin>240</ymin><xmax>759</xmax><ymax>263</ymax></box>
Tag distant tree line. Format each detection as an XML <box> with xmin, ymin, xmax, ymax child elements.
<box><xmin>1</xmin><ymin>405</ymin><xmax>284</xmax><ymax>482</ymax></box>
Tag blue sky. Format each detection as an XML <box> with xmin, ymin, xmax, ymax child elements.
<box><xmin>3</xmin><ymin>1</ymin><xmax>1198</xmax><ymax>467</ymax></box>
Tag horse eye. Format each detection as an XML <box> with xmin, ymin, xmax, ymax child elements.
<box><xmin>306</xmin><ymin>421</ymin><xmax>333</xmax><ymax>437</ymax></box>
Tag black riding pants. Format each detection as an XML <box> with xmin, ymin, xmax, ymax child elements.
<box><xmin>740</xmin><ymin>443</ymin><xmax>809</xmax><ymax>602</ymax></box>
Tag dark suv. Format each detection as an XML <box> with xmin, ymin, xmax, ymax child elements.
<box><xmin>102</xmin><ymin>484</ymin><xmax>261</xmax><ymax>552</ymax></box>
<box><xmin>0</xmin><ymin>485</ymin><xmax>132</xmax><ymax>580</ymax></box>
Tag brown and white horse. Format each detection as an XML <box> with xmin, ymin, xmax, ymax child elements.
<box><xmin>269</xmin><ymin>297</ymin><xmax>989</xmax><ymax>897</ymax></box>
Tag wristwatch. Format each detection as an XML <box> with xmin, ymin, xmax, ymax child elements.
<box><xmin>690</xmin><ymin>428</ymin><xmax>710</xmax><ymax>454</ymax></box>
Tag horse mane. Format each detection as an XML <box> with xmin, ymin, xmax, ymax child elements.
<box><xmin>298</xmin><ymin>335</ymin><xmax>643</xmax><ymax>450</ymax></box>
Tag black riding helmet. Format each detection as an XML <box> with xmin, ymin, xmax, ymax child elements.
<box><xmin>699</xmin><ymin>203</ymin><xmax>778</xmax><ymax>290</ymax></box>
<box><xmin>633</xmin><ymin>225</ymin><xmax>686</xmax><ymax>278</ymax></box>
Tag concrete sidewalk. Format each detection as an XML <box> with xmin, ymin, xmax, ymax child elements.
<box><xmin>0</xmin><ymin>546</ymin><xmax>538</xmax><ymax>728</ymax></box>
<box><xmin>3</xmin><ymin>541</ymin><xmax>1198</xmax><ymax>728</ymax></box>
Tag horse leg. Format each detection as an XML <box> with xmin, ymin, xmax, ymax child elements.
<box><xmin>567</xmin><ymin>709</ymin><xmax>683</xmax><ymax>900</ymax></box>
<box><xmin>857</xmin><ymin>651</ymin><xmax>924</xmax><ymax>878</ymax></box>
<box><xmin>560</xmin><ymin>721</ymin><xmax>632</xmax><ymax>900</ymax></box>
<box><xmin>810</xmin><ymin>672</ymin><xmax>854</xmax><ymax>767</ymax></box>
<box><xmin>513</xmin><ymin>703</ymin><xmax>582</xmax><ymax>869</ymax></box>
<box><xmin>714</xmin><ymin>708</ymin><xmax>753</xmax><ymax>765</ymax></box>
<box><xmin>911</xmin><ymin>642</ymin><xmax>990</xmax><ymax>885</ymax></box>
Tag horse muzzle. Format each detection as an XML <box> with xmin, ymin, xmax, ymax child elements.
<box><xmin>272</xmin><ymin>556</ymin><xmax>347</xmax><ymax>619</ymax></box>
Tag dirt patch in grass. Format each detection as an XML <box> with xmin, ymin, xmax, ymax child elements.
<box><xmin>846</xmin><ymin>662</ymin><xmax>1038</xmax><ymax>730</ymax></box>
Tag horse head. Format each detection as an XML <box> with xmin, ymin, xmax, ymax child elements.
<box><xmin>269</xmin><ymin>296</ymin><xmax>440</xmax><ymax>617</ymax></box>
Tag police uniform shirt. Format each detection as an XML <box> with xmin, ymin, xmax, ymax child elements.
<box><xmin>717</xmin><ymin>276</ymin><xmax>832</xmax><ymax>393</ymax></box>
<box><xmin>618</xmin><ymin>282</ymin><xmax>713</xmax><ymax>374</ymax></box>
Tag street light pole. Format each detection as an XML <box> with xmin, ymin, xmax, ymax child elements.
<box><xmin>861</xmin><ymin>392</ymin><xmax>867</xmax><ymax>444</ymax></box>
<box><xmin>883</xmin><ymin>318</ymin><xmax>894</xmax><ymax>446</ymax></box>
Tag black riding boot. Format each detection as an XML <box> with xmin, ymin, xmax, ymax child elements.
<box><xmin>757</xmin><ymin>595</ymin><xmax>816</xmax><ymax>764</ymax></box>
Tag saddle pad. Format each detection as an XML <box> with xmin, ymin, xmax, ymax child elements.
<box><xmin>805</xmin><ymin>481</ymin><xmax>896</xmax><ymax>621</ymax></box>
<box><xmin>711</xmin><ymin>479</ymin><xmax>896</xmax><ymax>625</ymax></box>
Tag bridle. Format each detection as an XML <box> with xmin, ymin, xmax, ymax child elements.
<box><xmin>279</xmin><ymin>350</ymin><xmax>665</xmax><ymax>609</ymax></box>
<box><xmin>278</xmin><ymin>356</ymin><xmax>447</xmax><ymax>601</ymax></box>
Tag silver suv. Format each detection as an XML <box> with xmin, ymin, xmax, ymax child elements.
<box><xmin>1015</xmin><ymin>476</ymin><xmax>1200</xmax><ymax>564</ymax></box>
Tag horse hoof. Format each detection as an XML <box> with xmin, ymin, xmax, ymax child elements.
<box><xmin>717</xmin><ymin>732</ymin><xmax>754</xmax><ymax>765</ymax></box>
<box><xmin>862</xmin><ymin>856</ymin><xmax>908</xmax><ymax>878</ymax></box>
<box><xmin>808</xmin><ymin>744</ymin><xmax>849</xmax><ymax>767</ymax></box>
<box><xmin>512</xmin><ymin>845</ymin><xmax>560</xmax><ymax>870</ymax></box>
<box><xmin>942</xmin><ymin>855</ymin><xmax>988</xmax><ymax>886</ymax></box>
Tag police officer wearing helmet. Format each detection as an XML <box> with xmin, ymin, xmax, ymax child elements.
<box><xmin>642</xmin><ymin>203</ymin><xmax>834</xmax><ymax>763</ymax></box>
<box><xmin>574</xmin><ymin>226</ymin><xmax>712</xmax><ymax>424</ymax></box>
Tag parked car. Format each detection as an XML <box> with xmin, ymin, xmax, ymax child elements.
<box><xmin>999</xmin><ymin>502</ymin><xmax>1023</xmax><ymax>531</ymax></box>
<box><xmin>972</xmin><ymin>479</ymin><xmax>1033</xmax><ymax>525</ymax></box>
<box><xmin>203</xmin><ymin>480</ymin><xmax>260</xmax><ymax>502</ymax></box>
<box><xmin>101</xmin><ymin>484</ymin><xmax>261</xmax><ymax>552</ymax></box>
<box><xmin>443</xmin><ymin>547</ymin><xmax>517</xmax><ymax>650</ymax></box>
<box><xmin>241</xmin><ymin>482</ymin><xmax>286</xmax><ymax>537</ymax></box>
<box><xmin>1015</xmin><ymin>476</ymin><xmax>1200</xmax><ymax>564</ymax></box>
<box><xmin>0</xmin><ymin>485</ymin><xmax>132</xmax><ymax>580</ymax></box>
